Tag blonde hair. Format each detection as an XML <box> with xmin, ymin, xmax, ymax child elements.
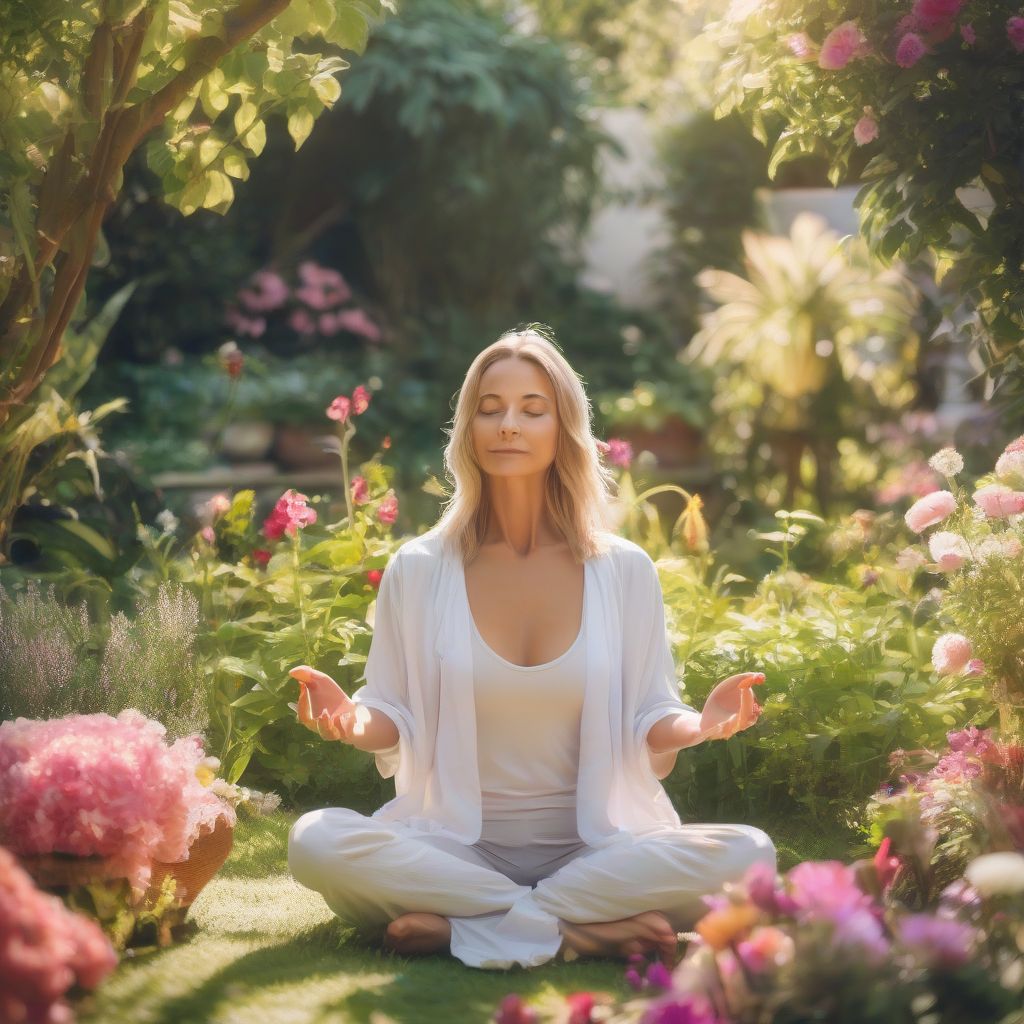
<box><xmin>434</xmin><ymin>324</ymin><xmax>618</xmax><ymax>565</ymax></box>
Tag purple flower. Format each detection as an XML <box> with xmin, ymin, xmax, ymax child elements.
<box><xmin>1008</xmin><ymin>16</ymin><xmax>1024</xmax><ymax>51</ymax></box>
<box><xmin>645</xmin><ymin>961</ymin><xmax>673</xmax><ymax>991</ymax></box>
<box><xmin>744</xmin><ymin>860</ymin><xmax>799</xmax><ymax>915</ymax></box>
<box><xmin>639</xmin><ymin>993</ymin><xmax>720</xmax><ymax>1024</ymax></box>
<box><xmin>895</xmin><ymin>32</ymin><xmax>927</xmax><ymax>67</ymax></box>
<box><xmin>897</xmin><ymin>914</ymin><xmax>975</xmax><ymax>968</ymax></box>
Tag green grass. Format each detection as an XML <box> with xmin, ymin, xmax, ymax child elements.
<box><xmin>76</xmin><ymin>807</ymin><xmax>863</xmax><ymax>1024</ymax></box>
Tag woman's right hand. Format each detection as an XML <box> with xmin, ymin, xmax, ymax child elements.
<box><xmin>288</xmin><ymin>665</ymin><xmax>356</xmax><ymax>743</ymax></box>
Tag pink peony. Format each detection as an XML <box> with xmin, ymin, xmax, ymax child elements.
<box><xmin>1009</xmin><ymin>16</ymin><xmax>1024</xmax><ymax>51</ymax></box>
<box><xmin>262</xmin><ymin>489</ymin><xmax>317</xmax><ymax>541</ymax></box>
<box><xmin>818</xmin><ymin>20</ymin><xmax>869</xmax><ymax>69</ymax></box>
<box><xmin>854</xmin><ymin>113</ymin><xmax>879</xmax><ymax>145</ymax></box>
<box><xmin>605</xmin><ymin>438</ymin><xmax>633</xmax><ymax>469</ymax></box>
<box><xmin>377</xmin><ymin>494</ymin><xmax>399</xmax><ymax>526</ymax></box>
<box><xmin>0</xmin><ymin>711</ymin><xmax>235</xmax><ymax>900</ymax></box>
<box><xmin>973</xmin><ymin>483</ymin><xmax>1024</xmax><ymax>518</ymax></box>
<box><xmin>351</xmin><ymin>384</ymin><xmax>371</xmax><ymax>415</ymax></box>
<box><xmin>897</xmin><ymin>914</ymin><xmax>975</xmax><ymax>968</ymax></box>
<box><xmin>0</xmin><ymin>847</ymin><xmax>118</xmax><ymax>1024</ymax></box>
<box><xmin>927</xmin><ymin>530</ymin><xmax>970</xmax><ymax>571</ymax></box>
<box><xmin>931</xmin><ymin>633</ymin><xmax>973</xmax><ymax>676</ymax></box>
<box><xmin>904</xmin><ymin>490</ymin><xmax>957</xmax><ymax>532</ymax></box>
<box><xmin>327</xmin><ymin>395</ymin><xmax>351</xmax><ymax>422</ymax></box>
<box><xmin>351</xmin><ymin>475</ymin><xmax>370</xmax><ymax>505</ymax></box>
<box><xmin>895</xmin><ymin>32</ymin><xmax>927</xmax><ymax>66</ymax></box>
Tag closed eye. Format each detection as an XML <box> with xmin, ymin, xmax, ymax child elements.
<box><xmin>480</xmin><ymin>411</ymin><xmax>542</xmax><ymax>416</ymax></box>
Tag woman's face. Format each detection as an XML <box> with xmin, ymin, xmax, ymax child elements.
<box><xmin>471</xmin><ymin>357</ymin><xmax>559</xmax><ymax>480</ymax></box>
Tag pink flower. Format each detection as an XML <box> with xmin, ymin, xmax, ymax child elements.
<box><xmin>565</xmin><ymin>992</ymin><xmax>596</xmax><ymax>1024</ymax></box>
<box><xmin>744</xmin><ymin>859</ymin><xmax>799</xmax><ymax>915</ymax></box>
<box><xmin>911</xmin><ymin>0</ymin><xmax>965</xmax><ymax>29</ymax></box>
<box><xmin>639</xmin><ymin>993</ymin><xmax>722</xmax><ymax>1024</ymax></box>
<box><xmin>200</xmin><ymin>525</ymin><xmax>216</xmax><ymax>545</ymax></box>
<box><xmin>336</xmin><ymin>308</ymin><xmax>382</xmax><ymax>342</ymax></box>
<box><xmin>366</xmin><ymin>569</ymin><xmax>383</xmax><ymax>589</ymax></box>
<box><xmin>873</xmin><ymin>837</ymin><xmax>901</xmax><ymax>891</ymax></box>
<box><xmin>382</xmin><ymin>434</ymin><xmax>392</xmax><ymax>450</ymax></box>
<box><xmin>351</xmin><ymin>475</ymin><xmax>370</xmax><ymax>505</ymax></box>
<box><xmin>904</xmin><ymin>490</ymin><xmax>957</xmax><ymax>532</ymax></box>
<box><xmin>897</xmin><ymin>914</ymin><xmax>975</xmax><ymax>968</ymax></box>
<box><xmin>995</xmin><ymin>446</ymin><xmax>1024</xmax><ymax>484</ymax></box>
<box><xmin>927</xmin><ymin>530</ymin><xmax>970</xmax><ymax>571</ymax></box>
<box><xmin>946</xmin><ymin>726</ymin><xmax>999</xmax><ymax>760</ymax></box>
<box><xmin>604</xmin><ymin>438</ymin><xmax>633</xmax><ymax>469</ymax></box>
<box><xmin>238</xmin><ymin>269</ymin><xmax>289</xmax><ymax>312</ymax></box>
<box><xmin>262</xmin><ymin>489</ymin><xmax>317</xmax><ymax>541</ymax></box>
<box><xmin>931</xmin><ymin>633</ymin><xmax>973</xmax><ymax>676</ymax></box>
<box><xmin>289</xmin><ymin>308</ymin><xmax>316</xmax><ymax>336</ymax></box>
<box><xmin>351</xmin><ymin>384</ymin><xmax>371</xmax><ymax>415</ymax></box>
<box><xmin>252</xmin><ymin>548</ymin><xmax>272</xmax><ymax>567</ymax></box>
<box><xmin>377</xmin><ymin>494</ymin><xmax>399</xmax><ymax>526</ymax></box>
<box><xmin>1008</xmin><ymin>16</ymin><xmax>1024</xmax><ymax>51</ymax></box>
<box><xmin>964</xmin><ymin>657</ymin><xmax>985</xmax><ymax>676</ymax></box>
<box><xmin>786</xmin><ymin>31</ymin><xmax>818</xmax><ymax>60</ymax></box>
<box><xmin>0</xmin><ymin>847</ymin><xmax>118</xmax><ymax>1024</ymax></box>
<box><xmin>206</xmin><ymin>494</ymin><xmax>231</xmax><ymax>520</ymax></box>
<box><xmin>877</xmin><ymin>460</ymin><xmax>940</xmax><ymax>504</ymax></box>
<box><xmin>494</xmin><ymin>993</ymin><xmax>538</xmax><ymax>1024</ymax></box>
<box><xmin>295</xmin><ymin>261</ymin><xmax>352</xmax><ymax>309</ymax></box>
<box><xmin>895</xmin><ymin>32</ymin><xmax>927</xmax><ymax>67</ymax></box>
<box><xmin>818</xmin><ymin>20</ymin><xmax>869</xmax><ymax>70</ymax></box>
<box><xmin>327</xmin><ymin>395</ymin><xmax>351</xmax><ymax>422</ymax></box>
<box><xmin>854</xmin><ymin>113</ymin><xmax>878</xmax><ymax>145</ymax></box>
<box><xmin>318</xmin><ymin>312</ymin><xmax>340</xmax><ymax>335</ymax></box>
<box><xmin>960</xmin><ymin>22</ymin><xmax>976</xmax><ymax>44</ymax></box>
<box><xmin>973</xmin><ymin>483</ymin><xmax>1024</xmax><ymax>518</ymax></box>
<box><xmin>736</xmin><ymin>924</ymin><xmax>795</xmax><ymax>972</ymax></box>
<box><xmin>223</xmin><ymin>307</ymin><xmax>266</xmax><ymax>339</ymax></box>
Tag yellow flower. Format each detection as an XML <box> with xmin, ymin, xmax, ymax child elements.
<box><xmin>679</xmin><ymin>494</ymin><xmax>709</xmax><ymax>553</ymax></box>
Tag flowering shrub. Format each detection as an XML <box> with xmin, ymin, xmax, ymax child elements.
<box><xmin>0</xmin><ymin>847</ymin><xmax>117</xmax><ymax>1024</ymax></box>
<box><xmin>0</xmin><ymin>711</ymin><xmax>235</xmax><ymax>899</ymax></box>
<box><xmin>698</xmin><ymin>0</ymin><xmax>1024</xmax><ymax>394</ymax></box>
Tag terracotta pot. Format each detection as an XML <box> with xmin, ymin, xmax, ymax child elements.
<box><xmin>612</xmin><ymin>415</ymin><xmax>705</xmax><ymax>467</ymax></box>
<box><xmin>273</xmin><ymin>423</ymin><xmax>338</xmax><ymax>469</ymax></box>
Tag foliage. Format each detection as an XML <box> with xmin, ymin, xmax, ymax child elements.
<box><xmin>697</xmin><ymin>0</ymin><xmax>1024</xmax><ymax>411</ymax></box>
<box><xmin>0</xmin><ymin>579</ymin><xmax>208</xmax><ymax>739</ymax></box>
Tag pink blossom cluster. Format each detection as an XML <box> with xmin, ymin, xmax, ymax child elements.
<box><xmin>0</xmin><ymin>711</ymin><xmax>236</xmax><ymax>899</ymax></box>
<box><xmin>326</xmin><ymin>383</ymin><xmax>371</xmax><ymax>423</ymax></box>
<box><xmin>262</xmin><ymin>489</ymin><xmax>317</xmax><ymax>541</ymax></box>
<box><xmin>1</xmin><ymin>847</ymin><xmax>118</xmax><ymax>1024</ymax></box>
<box><xmin>596</xmin><ymin>437</ymin><xmax>633</xmax><ymax>469</ymax></box>
<box><xmin>223</xmin><ymin>261</ymin><xmax>381</xmax><ymax>342</ymax></box>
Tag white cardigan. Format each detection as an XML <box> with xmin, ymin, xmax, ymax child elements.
<box><xmin>350</xmin><ymin>525</ymin><xmax>699</xmax><ymax>851</ymax></box>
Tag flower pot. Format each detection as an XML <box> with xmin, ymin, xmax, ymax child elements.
<box><xmin>145</xmin><ymin>815</ymin><xmax>234</xmax><ymax>910</ymax></box>
<box><xmin>612</xmin><ymin>415</ymin><xmax>705</xmax><ymax>468</ymax></box>
<box><xmin>219</xmin><ymin>420</ymin><xmax>275</xmax><ymax>462</ymax></box>
<box><xmin>273</xmin><ymin>423</ymin><xmax>338</xmax><ymax>470</ymax></box>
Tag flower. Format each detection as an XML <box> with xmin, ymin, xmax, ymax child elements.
<box><xmin>238</xmin><ymin>269</ymin><xmax>289</xmax><ymax>312</ymax></box>
<box><xmin>911</xmin><ymin>0</ymin><xmax>965</xmax><ymax>28</ymax></box>
<box><xmin>382</xmin><ymin>434</ymin><xmax>392</xmax><ymax>450</ymax></box>
<box><xmin>927</xmin><ymin>446</ymin><xmax>964</xmax><ymax>477</ymax></box>
<box><xmin>973</xmin><ymin>483</ymin><xmax>1024</xmax><ymax>518</ymax></box>
<box><xmin>494</xmin><ymin>993</ymin><xmax>538</xmax><ymax>1024</ymax></box>
<box><xmin>744</xmin><ymin>860</ymin><xmax>799</xmax><ymax>915</ymax></box>
<box><xmin>853</xmin><ymin>112</ymin><xmax>878</xmax><ymax>145</ymax></box>
<box><xmin>927</xmin><ymin>531</ymin><xmax>970</xmax><ymax>571</ymax></box>
<box><xmin>289</xmin><ymin>308</ymin><xmax>316</xmax><ymax>336</ymax></box>
<box><xmin>1008</xmin><ymin>16</ymin><xmax>1024</xmax><ymax>52</ymax></box>
<box><xmin>377</xmin><ymin>494</ymin><xmax>399</xmax><ymax>526</ymax></box>
<box><xmin>818</xmin><ymin>20</ymin><xmax>869</xmax><ymax>69</ymax></box>
<box><xmin>207</xmin><ymin>494</ymin><xmax>232</xmax><ymax>519</ymax></box>
<box><xmin>336</xmin><ymin>308</ymin><xmax>382</xmax><ymax>342</ymax></box>
<box><xmin>931</xmin><ymin>633</ymin><xmax>973</xmax><ymax>675</ymax></box>
<box><xmin>327</xmin><ymin>395</ymin><xmax>351</xmax><ymax>422</ymax></box>
<box><xmin>964</xmin><ymin>851</ymin><xmax>1024</xmax><ymax>897</ymax></box>
<box><xmin>639</xmin><ymin>993</ymin><xmax>721</xmax><ymax>1024</ymax></box>
<box><xmin>366</xmin><ymin>569</ymin><xmax>383</xmax><ymax>589</ymax></box>
<box><xmin>351</xmin><ymin>384</ymin><xmax>371</xmax><ymax>415</ymax></box>
<box><xmin>200</xmin><ymin>525</ymin><xmax>216</xmax><ymax>545</ymax></box>
<box><xmin>262</xmin><ymin>490</ymin><xmax>317</xmax><ymax>541</ymax></box>
<box><xmin>217</xmin><ymin>340</ymin><xmax>244</xmax><ymax>378</ymax></box>
<box><xmin>873</xmin><ymin>837</ymin><xmax>901</xmax><ymax>891</ymax></box>
<box><xmin>786</xmin><ymin>31</ymin><xmax>818</xmax><ymax>60</ymax></box>
<box><xmin>565</xmin><ymin>992</ymin><xmax>596</xmax><ymax>1024</ymax></box>
<box><xmin>946</xmin><ymin>726</ymin><xmax>999</xmax><ymax>761</ymax></box>
<box><xmin>995</xmin><ymin>446</ymin><xmax>1024</xmax><ymax>485</ymax></box>
<box><xmin>960</xmin><ymin>22</ymin><xmax>976</xmax><ymax>43</ymax></box>
<box><xmin>351</xmin><ymin>475</ymin><xmax>370</xmax><ymax>505</ymax></box>
<box><xmin>895</xmin><ymin>546</ymin><xmax>927</xmax><ymax>571</ymax></box>
<box><xmin>253</xmin><ymin>548</ymin><xmax>272</xmax><ymax>567</ymax></box>
<box><xmin>736</xmin><ymin>924</ymin><xmax>795</xmax><ymax>973</ymax></box>
<box><xmin>679</xmin><ymin>493</ymin><xmax>709</xmax><ymax>553</ymax></box>
<box><xmin>295</xmin><ymin>261</ymin><xmax>352</xmax><ymax>309</ymax></box>
<box><xmin>904</xmin><ymin>490</ymin><xmax>957</xmax><ymax>532</ymax></box>
<box><xmin>976</xmin><ymin>534</ymin><xmax>1023</xmax><ymax>561</ymax></box>
<box><xmin>695</xmin><ymin>901</ymin><xmax>760</xmax><ymax>949</ymax></box>
<box><xmin>156</xmin><ymin>509</ymin><xmax>179</xmax><ymax>535</ymax></box>
<box><xmin>605</xmin><ymin>438</ymin><xmax>634</xmax><ymax>469</ymax></box>
<box><xmin>896</xmin><ymin>914</ymin><xmax>974</xmax><ymax>968</ymax></box>
<box><xmin>0</xmin><ymin>847</ymin><xmax>118</xmax><ymax>1024</ymax></box>
<box><xmin>964</xmin><ymin>658</ymin><xmax>985</xmax><ymax>676</ymax></box>
<box><xmin>895</xmin><ymin>32</ymin><xmax>927</xmax><ymax>66</ymax></box>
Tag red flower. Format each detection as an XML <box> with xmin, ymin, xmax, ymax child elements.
<box><xmin>327</xmin><ymin>395</ymin><xmax>351</xmax><ymax>422</ymax></box>
<box><xmin>494</xmin><ymin>993</ymin><xmax>538</xmax><ymax>1024</ymax></box>
<box><xmin>377</xmin><ymin>494</ymin><xmax>399</xmax><ymax>525</ymax></box>
<box><xmin>262</xmin><ymin>490</ymin><xmax>317</xmax><ymax>541</ymax></box>
<box><xmin>352</xmin><ymin>384</ymin><xmax>371</xmax><ymax>415</ymax></box>
<box><xmin>873</xmin><ymin>837</ymin><xmax>901</xmax><ymax>892</ymax></box>
<box><xmin>366</xmin><ymin>569</ymin><xmax>383</xmax><ymax>589</ymax></box>
<box><xmin>565</xmin><ymin>992</ymin><xmax>596</xmax><ymax>1024</ymax></box>
<box><xmin>253</xmin><ymin>549</ymin><xmax>272</xmax><ymax>567</ymax></box>
<box><xmin>351</xmin><ymin>475</ymin><xmax>370</xmax><ymax>505</ymax></box>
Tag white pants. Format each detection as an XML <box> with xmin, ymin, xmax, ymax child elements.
<box><xmin>288</xmin><ymin>808</ymin><xmax>777</xmax><ymax>970</ymax></box>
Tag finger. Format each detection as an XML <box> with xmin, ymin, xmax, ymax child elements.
<box><xmin>739</xmin><ymin>685</ymin><xmax>754</xmax><ymax>727</ymax></box>
<box><xmin>289</xmin><ymin>666</ymin><xmax>337</xmax><ymax>687</ymax></box>
<box><xmin>738</xmin><ymin>672</ymin><xmax>765</xmax><ymax>689</ymax></box>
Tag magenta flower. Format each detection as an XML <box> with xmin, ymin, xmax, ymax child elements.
<box><xmin>0</xmin><ymin>847</ymin><xmax>118</xmax><ymax>1024</ymax></box>
<box><xmin>974</xmin><ymin>483</ymin><xmax>1024</xmax><ymax>518</ymax></box>
<box><xmin>931</xmin><ymin>633</ymin><xmax>973</xmax><ymax>676</ymax></box>
<box><xmin>744</xmin><ymin>860</ymin><xmax>799</xmax><ymax>915</ymax></box>
<box><xmin>947</xmin><ymin>726</ymin><xmax>998</xmax><ymax>760</ymax></box>
<box><xmin>639</xmin><ymin>993</ymin><xmax>720</xmax><ymax>1024</ymax></box>
<box><xmin>873</xmin><ymin>837</ymin><xmax>901</xmax><ymax>892</ymax></box>
<box><xmin>904</xmin><ymin>490</ymin><xmax>956</xmax><ymax>532</ymax></box>
<box><xmin>964</xmin><ymin>658</ymin><xmax>986</xmax><ymax>676</ymax></box>
<box><xmin>253</xmin><ymin>548</ymin><xmax>272</xmax><ymax>567</ymax></box>
<box><xmin>262</xmin><ymin>490</ymin><xmax>317</xmax><ymax>541</ymax></box>
<box><xmin>327</xmin><ymin>395</ymin><xmax>352</xmax><ymax>422</ymax></box>
<box><xmin>605</xmin><ymin>438</ymin><xmax>633</xmax><ymax>469</ymax></box>
<box><xmin>854</xmin><ymin>113</ymin><xmax>879</xmax><ymax>145</ymax></box>
<box><xmin>494</xmin><ymin>993</ymin><xmax>538</xmax><ymax>1024</ymax></box>
<box><xmin>818</xmin><ymin>20</ymin><xmax>869</xmax><ymax>69</ymax></box>
<box><xmin>897</xmin><ymin>914</ymin><xmax>975</xmax><ymax>968</ymax></box>
<box><xmin>1008</xmin><ymin>16</ymin><xmax>1024</xmax><ymax>51</ymax></box>
<box><xmin>295</xmin><ymin>261</ymin><xmax>352</xmax><ymax>309</ymax></box>
<box><xmin>377</xmin><ymin>494</ymin><xmax>399</xmax><ymax>525</ymax></box>
<box><xmin>912</xmin><ymin>0</ymin><xmax>965</xmax><ymax>28</ymax></box>
<box><xmin>895</xmin><ymin>32</ymin><xmax>927</xmax><ymax>66</ymax></box>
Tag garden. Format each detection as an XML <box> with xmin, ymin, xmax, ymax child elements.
<box><xmin>1</xmin><ymin>0</ymin><xmax>1023</xmax><ymax>1022</ymax></box>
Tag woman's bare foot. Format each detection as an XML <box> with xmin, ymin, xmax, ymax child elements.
<box><xmin>559</xmin><ymin>910</ymin><xmax>678</xmax><ymax>966</ymax></box>
<box><xmin>383</xmin><ymin>912</ymin><xmax>452</xmax><ymax>956</ymax></box>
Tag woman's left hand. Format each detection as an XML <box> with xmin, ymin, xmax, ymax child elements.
<box><xmin>699</xmin><ymin>672</ymin><xmax>765</xmax><ymax>741</ymax></box>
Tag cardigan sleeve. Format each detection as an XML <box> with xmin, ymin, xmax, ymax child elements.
<box><xmin>624</xmin><ymin>548</ymin><xmax>699</xmax><ymax>753</ymax></box>
<box><xmin>349</xmin><ymin>550</ymin><xmax>416</xmax><ymax>780</ymax></box>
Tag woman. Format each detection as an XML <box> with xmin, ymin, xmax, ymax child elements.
<box><xmin>287</xmin><ymin>325</ymin><xmax>774</xmax><ymax>970</ymax></box>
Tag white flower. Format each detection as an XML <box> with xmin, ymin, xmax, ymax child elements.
<box><xmin>995</xmin><ymin>449</ymin><xmax>1024</xmax><ymax>485</ymax></box>
<box><xmin>896</xmin><ymin>546</ymin><xmax>927</xmax><ymax>571</ymax></box>
<box><xmin>976</xmin><ymin>534</ymin><xmax>1024</xmax><ymax>562</ymax></box>
<box><xmin>931</xmin><ymin>633</ymin><xmax>973</xmax><ymax>676</ymax></box>
<box><xmin>927</xmin><ymin>531</ymin><xmax>970</xmax><ymax>572</ymax></box>
<box><xmin>156</xmin><ymin>509</ymin><xmax>179</xmax><ymax>535</ymax></box>
<box><xmin>928</xmin><ymin>447</ymin><xmax>964</xmax><ymax>478</ymax></box>
<box><xmin>964</xmin><ymin>852</ymin><xmax>1024</xmax><ymax>898</ymax></box>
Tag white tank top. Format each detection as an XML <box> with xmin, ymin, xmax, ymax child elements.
<box><xmin>470</xmin><ymin>600</ymin><xmax>587</xmax><ymax>846</ymax></box>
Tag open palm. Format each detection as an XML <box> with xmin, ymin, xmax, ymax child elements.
<box><xmin>288</xmin><ymin>665</ymin><xmax>355</xmax><ymax>742</ymax></box>
<box><xmin>699</xmin><ymin>672</ymin><xmax>765</xmax><ymax>741</ymax></box>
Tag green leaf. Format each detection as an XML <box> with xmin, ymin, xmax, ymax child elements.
<box><xmin>287</xmin><ymin>107</ymin><xmax>315</xmax><ymax>149</ymax></box>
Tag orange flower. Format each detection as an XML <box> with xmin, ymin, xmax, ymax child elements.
<box><xmin>679</xmin><ymin>493</ymin><xmax>709</xmax><ymax>553</ymax></box>
<box><xmin>695</xmin><ymin>902</ymin><xmax>760</xmax><ymax>950</ymax></box>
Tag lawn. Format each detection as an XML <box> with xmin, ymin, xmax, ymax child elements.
<box><xmin>76</xmin><ymin>807</ymin><xmax>864</xmax><ymax>1024</ymax></box>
